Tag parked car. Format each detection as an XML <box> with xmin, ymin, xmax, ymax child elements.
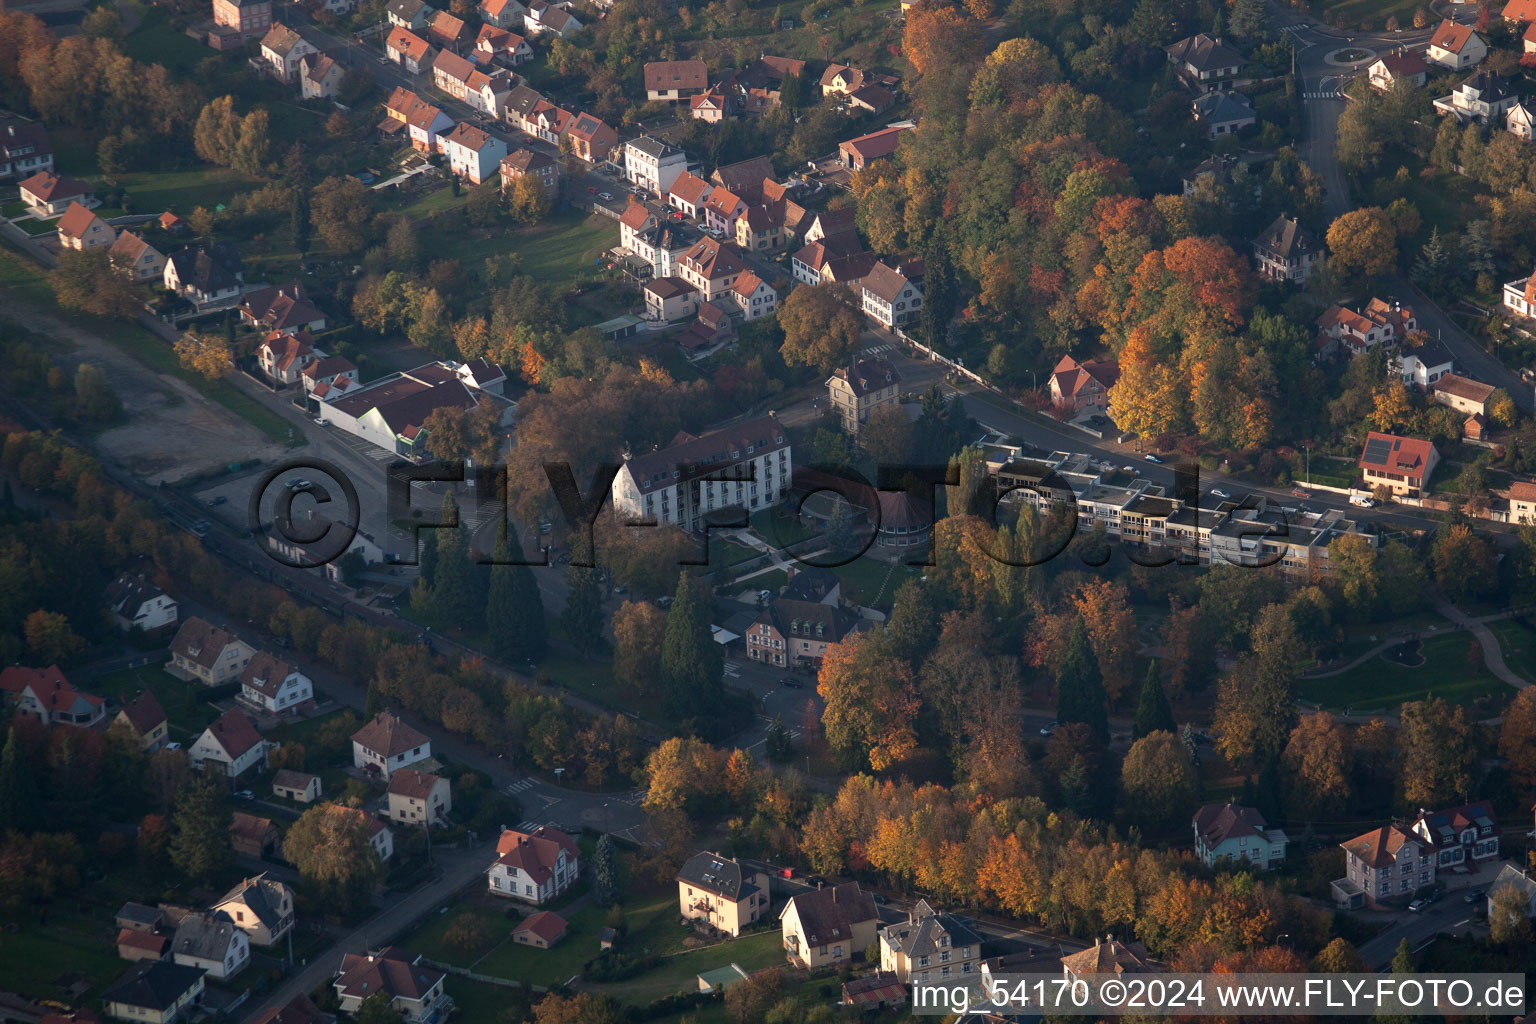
<box><xmin>1464</xmin><ymin>888</ymin><xmax>1485</xmax><ymax>903</ymax></box>
<box><xmin>208</xmin><ymin>495</ymin><xmax>227</xmax><ymax>507</ymax></box>
<box><xmin>1144</xmin><ymin>454</ymin><xmax>1163</xmax><ymax>463</ymax></box>
<box><xmin>1122</xmin><ymin>465</ymin><xmax>1135</xmax><ymax>472</ymax></box>
<box><xmin>234</xmin><ymin>790</ymin><xmax>254</xmax><ymax>800</ymax></box>
<box><xmin>1408</xmin><ymin>898</ymin><xmax>1429</xmax><ymax>913</ymax></box>
<box><xmin>1039</xmin><ymin>721</ymin><xmax>1056</xmax><ymax>736</ymax></box>
<box><xmin>191</xmin><ymin>521</ymin><xmax>210</xmax><ymax>537</ymax></box>
<box><xmin>597</xmin><ymin>192</ymin><xmax>613</xmax><ymax>201</ymax></box>
<box><xmin>1291</xmin><ymin>488</ymin><xmax>1312</xmax><ymax>498</ymax></box>
<box><xmin>314</xmin><ymin>416</ymin><xmax>326</xmax><ymax>425</ymax></box>
<box><xmin>805</xmin><ymin>875</ymin><xmax>830</xmax><ymax>888</ymax></box>
<box><xmin>1211</xmin><ymin>488</ymin><xmax>1230</xmax><ymax>499</ymax></box>
<box><xmin>781</xmin><ymin>677</ymin><xmax>803</xmax><ymax>689</ymax></box>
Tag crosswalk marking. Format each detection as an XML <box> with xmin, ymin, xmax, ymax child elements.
<box><xmin>516</xmin><ymin>820</ymin><xmax>542</xmax><ymax>831</ymax></box>
<box><xmin>1304</xmin><ymin>91</ymin><xmax>1347</xmax><ymax>100</ymax></box>
<box><xmin>862</xmin><ymin>343</ymin><xmax>894</xmax><ymax>355</ymax></box>
<box><xmin>506</xmin><ymin>778</ymin><xmax>536</xmax><ymax>794</ymax></box>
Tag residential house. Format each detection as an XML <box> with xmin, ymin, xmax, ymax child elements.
<box><xmin>1393</xmin><ymin>337</ymin><xmax>1454</xmax><ymax>387</ymax></box>
<box><xmin>1049</xmin><ymin>354</ymin><xmax>1118</xmax><ymax>413</ymax></box>
<box><xmin>105</xmin><ymin>574</ymin><xmax>177</xmax><ymax>632</ymax></box>
<box><xmin>1504</xmin><ymin>0</ymin><xmax>1536</xmax><ymax>22</ymax></box>
<box><xmin>351</xmin><ymin>711</ymin><xmax>432</xmax><ymax>780</ymax></box>
<box><xmin>190</xmin><ymin>709</ymin><xmax>267</xmax><ymax>778</ymax></box>
<box><xmin>441</xmin><ymin>123</ymin><xmax>508</xmax><ymax>184</ymax></box>
<box><xmin>326</xmin><ymin>803</ymin><xmax>395</xmax><ymax>860</ymax></box>
<box><xmin>1426</xmin><ymin>20</ymin><xmax>1487</xmax><ymax>70</ymax></box>
<box><xmin>611</xmin><ymin>414</ymin><xmax>790</xmax><ymax>531</ymax></box>
<box><xmin>666</xmin><ymin>170</ymin><xmax>713</xmax><ymax>217</ymax></box>
<box><xmin>214</xmin><ymin>875</ymin><xmax>295</xmax><ymax>946</ymax></box>
<box><xmin>1488</xmin><ymin>862</ymin><xmax>1536</xmax><ymax>919</ymax></box>
<box><xmin>780</xmin><ymin>882</ymin><xmax>879</xmax><ymax>969</ymax></box>
<box><xmin>3</xmin><ymin>667</ymin><xmax>106</xmax><ymax>727</ymax></box>
<box><xmin>1192</xmin><ymin>803</ymin><xmax>1289</xmax><ymax>869</ymax></box>
<box><xmin>1508</xmin><ymin>99</ymin><xmax>1536</xmax><ymax>138</ymax></box>
<box><xmin>727</xmin><ymin>271</ymin><xmax>777</xmax><ymax>320</ymax></box>
<box><xmin>334</xmin><ymin>948</ymin><xmax>450</xmax><ymax>1023</ymax></box>
<box><xmin>1191</xmin><ymin>90</ymin><xmax>1256</xmax><ymax>138</ymax></box>
<box><xmin>859</xmin><ymin>260</ymin><xmax>922</xmax><ymax>329</ymax></box>
<box><xmin>791</xmin><ymin>235</ymin><xmax>861</xmax><ymax>287</ymax></box>
<box><xmin>479</xmin><ymin>0</ymin><xmax>526</xmax><ymax>28</ymax></box>
<box><xmin>118</xmin><ymin>903</ymin><xmax>165</xmax><ymax>934</ymax></box>
<box><xmin>1253</xmin><ymin>213</ymin><xmax>1321</xmax><ymax>283</ymax></box>
<box><xmin>251</xmin><ymin>996</ymin><xmax>331</xmax><ymax>1024</ymax></box>
<box><xmin>733</xmin><ymin>203</ymin><xmax>786</xmax><ymax>253</ymax></box>
<box><xmin>474</xmin><ymin>25</ymin><xmax>532</xmax><ymax>67</ymax></box>
<box><xmin>740</xmin><ymin>55</ymin><xmax>806</xmax><ymax>99</ymax></box>
<box><xmin>677</xmin><ymin>853</ymin><xmax>771</xmax><ymax>937</ymax></box>
<box><xmin>1411</xmin><ymin>801</ymin><xmax>1500</xmax><ymax>868</ymax></box>
<box><xmin>500</xmin><ymin>147</ymin><xmax>563</xmax><ymax>198</ymax></box>
<box><xmin>625</xmin><ymin>136</ymin><xmax>688</xmax><ymax>195</ymax></box>
<box><xmin>820</xmin><ymin>63</ymin><xmax>866</xmax><ymax>96</ymax></box>
<box><xmin>1430</xmin><ymin>373</ymin><xmax>1497</xmax><ymax>417</ymax></box>
<box><xmin>315</xmin><ymin>359</ymin><xmax>514</xmax><ymax>458</ymax></box>
<box><xmin>689</xmin><ymin>86</ymin><xmax>733</xmax><ymax>122</ymax></box>
<box><xmin>432</xmin><ymin>50</ymin><xmax>476</xmax><ymax>100</ymax></box>
<box><xmin>1332</xmin><ymin>825</ymin><xmax>1437</xmax><ymax>909</ymax></box>
<box><xmin>523</xmin><ymin>0</ymin><xmax>581</xmax><ymax>36</ymax></box>
<box><xmin>19</xmin><ymin>171</ymin><xmax>92</xmax><ymax>215</ymax></box>
<box><xmin>112</xmin><ymin>691</ymin><xmax>168</xmax><ymax>753</ymax></box>
<box><xmin>238</xmin><ymin>652</ymin><xmax>314</xmax><ymax>716</ymax></box>
<box><xmin>677</xmin><ymin>235</ymin><xmax>750</xmax><ymax>303</ymax></box>
<box><xmin>229</xmin><ymin>811</ymin><xmax>281</xmax><ymax>858</ymax></box>
<box><xmin>645</xmin><ymin>59</ymin><xmax>708</xmax><ymax>102</ymax></box>
<box><xmin>101</xmin><ymin>961</ymin><xmax>206</xmax><ymax>1024</ymax></box>
<box><xmin>57</xmin><ymin>202</ymin><xmax>116</xmax><ymax>252</ymax></box>
<box><xmin>117</xmin><ymin>928</ymin><xmax>170</xmax><ymax>963</ymax></box>
<box><xmin>566</xmin><ymin>113</ymin><xmax>617</xmax><ymax>163</ymax></box>
<box><xmin>512</xmin><ymin>911</ymin><xmax>566</xmax><ymax>948</ymax></box>
<box><xmin>879</xmin><ymin>900</ymin><xmax>982</xmax><ymax>986</ymax></box>
<box><xmin>1434</xmin><ymin>69</ymin><xmax>1517</xmax><ymax>123</ymax></box>
<box><xmin>163</xmin><ymin>246</ymin><xmax>243</xmax><ymax>308</ymax></box>
<box><xmin>169</xmin><ymin>617</ymin><xmax>253</xmax><ymax>685</ymax></box>
<box><xmin>838</xmin><ymin>125</ymin><xmax>910</xmax><ymax>172</ymax></box>
<box><xmin>171</xmin><ymin>912</ymin><xmax>249</xmax><ymax>980</ymax></box>
<box><xmin>1358</xmin><ymin>431</ymin><xmax>1439</xmax><ymax>497</ymax></box>
<box><xmin>1061</xmin><ymin>937</ymin><xmax>1156</xmax><ymax>977</ymax></box>
<box><xmin>385</xmin><ymin>26</ymin><xmax>435</xmax><ymax>74</ymax></box>
<box><xmin>302</xmin><ymin>353</ymin><xmax>358</xmax><ymax>398</ymax></box>
<box><xmin>210</xmin><ymin>0</ymin><xmax>271</xmax><ymax>47</ymax></box>
<box><xmin>1526</xmin><ymin>21</ymin><xmax>1536</xmax><ymax>53</ymax></box>
<box><xmin>386</xmin><ymin>768</ymin><xmax>452</xmax><ymax>826</ymax></box>
<box><xmin>242</xmin><ymin>281</ymin><xmax>326</xmax><ymax>336</ymax></box>
<box><xmin>820</xmin><ymin>250</ymin><xmax>879</xmax><ymax>291</ymax></box>
<box><xmin>710</xmin><ymin>155</ymin><xmax>774</xmax><ymax>201</ymax></box>
<box><xmin>487</xmin><ymin>824</ymin><xmax>581</xmax><ymax>903</ymax></box>
<box><xmin>702</xmin><ymin>187</ymin><xmax>748</xmax><ymax>237</ymax></box>
<box><xmin>1503</xmin><ymin>265</ymin><xmax>1536</xmax><ymax>319</ymax></box>
<box><xmin>677</xmin><ymin>300</ymin><xmax>736</xmax><ymax>359</ymax></box>
<box><xmin>159</xmin><ymin>211</ymin><xmax>185</xmax><ymax>233</ymax></box>
<box><xmin>826</xmin><ymin>358</ymin><xmax>900</xmax><ymax>435</ymax></box>
<box><xmin>1368</xmin><ymin>51</ymin><xmax>1429</xmax><ymax>90</ymax></box>
<box><xmin>523</xmin><ymin>99</ymin><xmax>573</xmax><ymax>145</ymax></box>
<box><xmin>386</xmin><ymin>0</ymin><xmax>431</xmax><ymax>30</ymax></box>
<box><xmin>405</xmin><ymin>102</ymin><xmax>454</xmax><ymax>154</ymax></box>
<box><xmin>745</xmin><ymin>598</ymin><xmax>866</xmax><ymax>671</ymax></box>
<box><xmin>644</xmin><ymin>277</ymin><xmax>699</xmax><ymax>322</ymax></box>
<box><xmin>427</xmin><ymin>10</ymin><xmax>469</xmax><ymax>51</ymax></box>
<box><xmin>259</xmin><ymin>24</ymin><xmax>320</xmax><ymax>83</ymax></box>
<box><xmin>300</xmin><ymin>54</ymin><xmax>346</xmax><ymax>101</ymax></box>
<box><xmin>108</xmin><ymin>231</ymin><xmax>165</xmax><ymax>283</ymax></box>
<box><xmin>1314</xmin><ymin>298</ymin><xmax>1418</xmax><ymax>357</ymax></box>
<box><xmin>272</xmin><ymin>769</ymin><xmax>321</xmax><ymax>803</ymax></box>
<box><xmin>1165</xmin><ymin>33</ymin><xmax>1243</xmax><ymax>89</ymax></box>
<box><xmin>0</xmin><ymin>114</ymin><xmax>53</xmax><ymax>181</ymax></box>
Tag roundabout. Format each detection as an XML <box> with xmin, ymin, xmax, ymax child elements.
<box><xmin>1325</xmin><ymin>46</ymin><xmax>1376</xmax><ymax>65</ymax></box>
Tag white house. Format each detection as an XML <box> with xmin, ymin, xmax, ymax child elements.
<box><xmin>523</xmin><ymin>0</ymin><xmax>581</xmax><ymax>36</ymax></box>
<box><xmin>351</xmin><ymin>711</ymin><xmax>432</xmax><ymax>780</ymax></box>
<box><xmin>1433</xmin><ymin>70</ymin><xmax>1517</xmax><ymax>123</ymax></box>
<box><xmin>169</xmin><ymin>617</ymin><xmax>254</xmax><ymax>685</ymax></box>
<box><xmin>171</xmin><ymin>912</ymin><xmax>250</xmax><ymax>980</ymax></box>
<box><xmin>386</xmin><ymin>768</ymin><xmax>452</xmax><ymax>826</ymax></box>
<box><xmin>1426</xmin><ymin>20</ymin><xmax>1487</xmax><ymax>70</ymax></box>
<box><xmin>727</xmin><ymin>271</ymin><xmax>777</xmax><ymax>320</ymax></box>
<box><xmin>860</xmin><ymin>261</ymin><xmax>922</xmax><ymax>329</ymax></box>
<box><xmin>1504</xmin><ymin>267</ymin><xmax>1536</xmax><ymax>319</ymax></box>
<box><xmin>105</xmin><ymin>573</ymin><xmax>178</xmax><ymax>632</ymax></box>
<box><xmin>259</xmin><ymin>24</ymin><xmax>320</xmax><ymax>83</ymax></box>
<box><xmin>335</xmin><ymin>948</ymin><xmax>449</xmax><ymax>1023</ymax></box>
<box><xmin>386</xmin><ymin>0</ymin><xmax>431</xmax><ymax>30</ymax></box>
<box><xmin>1410</xmin><ymin>801</ymin><xmax>1500</xmax><ymax>868</ymax></box>
<box><xmin>1393</xmin><ymin>338</ymin><xmax>1455</xmax><ymax>388</ymax></box>
<box><xmin>611</xmin><ymin>414</ymin><xmax>791</xmax><ymax>532</ymax></box>
<box><xmin>487</xmin><ymin>825</ymin><xmax>581</xmax><ymax>903</ymax></box>
<box><xmin>624</xmin><ymin>136</ymin><xmax>689</xmax><ymax>196</ymax></box>
<box><xmin>878</xmin><ymin>900</ymin><xmax>983</xmax><ymax>986</ymax></box>
<box><xmin>214</xmin><ymin>874</ymin><xmax>295</xmax><ymax>947</ymax></box>
<box><xmin>1192</xmin><ymin>803</ymin><xmax>1289</xmax><ymax>870</ymax></box>
<box><xmin>190</xmin><ymin>708</ymin><xmax>268</xmax><ymax>778</ymax></box>
<box><xmin>1507</xmin><ymin>99</ymin><xmax>1536</xmax><ymax>139</ymax></box>
<box><xmin>440</xmin><ymin>122</ymin><xmax>508</xmax><ymax>184</ymax></box>
<box><xmin>163</xmin><ymin>246</ymin><xmax>243</xmax><ymax>308</ymax></box>
<box><xmin>237</xmin><ymin>652</ymin><xmax>314</xmax><ymax>715</ymax></box>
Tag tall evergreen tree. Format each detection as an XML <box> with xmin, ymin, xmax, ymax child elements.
<box><xmin>918</xmin><ymin>231</ymin><xmax>956</xmax><ymax>348</ymax></box>
<box><xmin>364</xmin><ymin>678</ymin><xmax>382</xmax><ymax>719</ymax></box>
<box><xmin>1055</xmin><ymin>618</ymin><xmax>1108</xmax><ymax>744</ymax></box>
<box><xmin>168</xmin><ymin>775</ymin><xmax>232</xmax><ymax>883</ymax></box>
<box><xmin>824</xmin><ymin>498</ymin><xmax>856</xmax><ymax>554</ymax></box>
<box><xmin>487</xmin><ymin>520</ymin><xmax>547</xmax><ymax>664</ymax></box>
<box><xmin>561</xmin><ymin>566</ymin><xmax>604</xmax><ymax>647</ymax></box>
<box><xmin>0</xmin><ymin>727</ymin><xmax>42</xmax><ymax>833</ymax></box>
<box><xmin>885</xmin><ymin>580</ymin><xmax>938</xmax><ymax>668</ymax></box>
<box><xmin>291</xmin><ymin>190</ymin><xmax>311</xmax><ymax>255</ymax></box>
<box><xmin>660</xmin><ymin>571</ymin><xmax>723</xmax><ymax>717</ymax></box>
<box><xmin>1133</xmin><ymin>661</ymin><xmax>1175</xmax><ymax>740</ymax></box>
<box><xmin>591</xmin><ymin>833</ymin><xmax>618</xmax><ymax>906</ymax></box>
<box><xmin>431</xmin><ymin>495</ymin><xmax>476</xmax><ymax>626</ymax></box>
<box><xmin>1228</xmin><ymin>0</ymin><xmax>1268</xmax><ymax>41</ymax></box>
<box><xmin>1412</xmin><ymin>226</ymin><xmax>1448</xmax><ymax>286</ymax></box>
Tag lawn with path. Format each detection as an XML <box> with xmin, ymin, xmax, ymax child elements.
<box><xmin>1296</xmin><ymin>632</ymin><xmax>1510</xmax><ymax>711</ymax></box>
<box><xmin>416</xmin><ymin>209</ymin><xmax>614</xmax><ymax>286</ymax></box>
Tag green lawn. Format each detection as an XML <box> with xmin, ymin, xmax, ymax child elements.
<box><xmin>1</xmin><ymin>200</ymin><xmax>28</xmax><ymax>218</ymax></box>
<box><xmin>1379</xmin><ymin>157</ymin><xmax>1488</xmax><ymax>247</ymax></box>
<box><xmin>444</xmin><ymin>975</ymin><xmax>532</xmax><ymax>1020</ymax></box>
<box><xmin>91</xmin><ymin>663</ymin><xmax>222</xmax><ymax>739</ymax></box>
<box><xmin>708</xmin><ymin>538</ymin><xmax>763</xmax><ymax>572</ymax></box>
<box><xmin>416</xmin><ymin>209</ymin><xmax>614</xmax><ymax>286</ymax></box>
<box><xmin>107</xmin><ymin>166</ymin><xmax>268</xmax><ymax>218</ymax></box>
<box><xmin>1296</xmin><ymin>632</ymin><xmax>1512</xmax><ymax>711</ymax></box>
<box><xmin>833</xmin><ymin>556</ymin><xmax>901</xmax><ymax>610</ymax></box>
<box><xmin>1488</xmin><ymin>619</ymin><xmax>1536</xmax><ymax>684</ymax></box>
<box><xmin>0</xmin><ymin>929</ymin><xmax>127</xmax><ymax>1003</ymax></box>
<box><xmin>1322</xmin><ymin>0</ymin><xmax>1422</xmax><ymax>29</ymax></box>
<box><xmin>18</xmin><ymin>217</ymin><xmax>59</xmax><ymax>236</ymax></box>
<box><xmin>399</xmin><ymin>183</ymin><xmax>474</xmax><ymax>220</ymax></box>
<box><xmin>592</xmin><ymin>929</ymin><xmax>785</xmax><ymax>1005</ymax></box>
<box><xmin>122</xmin><ymin>19</ymin><xmax>219</xmax><ymax>74</ymax></box>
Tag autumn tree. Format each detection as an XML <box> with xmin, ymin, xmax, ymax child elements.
<box><xmin>284</xmin><ymin>803</ymin><xmax>385</xmax><ymax>917</ymax></box>
<box><xmin>1213</xmin><ymin>604</ymin><xmax>1299</xmax><ymax>770</ymax></box>
<box><xmin>1120</xmin><ymin>730</ymin><xmax>1198</xmax><ymax>829</ymax></box>
<box><xmin>613</xmin><ymin>600</ymin><xmax>665</xmax><ymax>697</ymax></box>
<box><xmin>776</xmin><ymin>283</ymin><xmax>863</xmax><ymax>372</ymax></box>
<box><xmin>0</xmin><ymin>727</ymin><xmax>42</xmax><ymax>833</ymax></box>
<box><xmin>1282</xmin><ymin>712</ymin><xmax>1351</xmax><ymax>816</ymax></box>
<box><xmin>311</xmin><ymin>176</ymin><xmax>374</xmax><ymax>252</ymax></box>
<box><xmin>1397</xmin><ymin>698</ymin><xmax>1476</xmax><ymax>808</ymax></box>
<box><xmin>507</xmin><ymin>175</ymin><xmax>551</xmax><ymax>223</ymax></box>
<box><xmin>818</xmin><ymin>631</ymin><xmax>920</xmax><ymax>771</ymax></box>
<box><xmin>24</xmin><ymin>610</ymin><xmax>83</xmax><ymax>665</ymax></box>
<box><xmin>1489</xmin><ymin>884</ymin><xmax>1534</xmax><ymax>944</ymax></box>
<box><xmin>168</xmin><ymin>775</ymin><xmax>231</xmax><ymax>883</ymax></box>
<box><xmin>51</xmin><ymin>248</ymin><xmax>143</xmax><ymax>318</ymax></box>
<box><xmin>1074</xmin><ymin>579</ymin><xmax>1137</xmax><ymax>701</ymax></box>
<box><xmin>1498</xmin><ymin>688</ymin><xmax>1536</xmax><ymax>792</ymax></box>
<box><xmin>1312</xmin><ymin>937</ymin><xmax>1365</xmax><ymax>972</ymax></box>
<box><xmin>904</xmin><ymin>3</ymin><xmax>986</xmax><ymax>76</ymax></box>
<box><xmin>860</xmin><ymin>403</ymin><xmax>914</xmax><ymax>464</ymax></box>
<box><xmin>173</xmin><ymin>329</ymin><xmax>232</xmax><ymax>379</ymax></box>
<box><xmin>532</xmin><ymin>992</ymin><xmax>624</xmax><ymax>1024</ymax></box>
<box><xmin>1326</xmin><ymin>207</ymin><xmax>1398</xmax><ymax>280</ymax></box>
<box><xmin>1431</xmin><ymin>523</ymin><xmax>1499</xmax><ymax>601</ymax></box>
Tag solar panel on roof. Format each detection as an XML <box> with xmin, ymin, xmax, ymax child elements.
<box><xmin>1363</xmin><ymin>438</ymin><xmax>1392</xmax><ymax>464</ymax></box>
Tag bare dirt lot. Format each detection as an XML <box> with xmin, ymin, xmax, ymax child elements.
<box><xmin>8</xmin><ymin>303</ymin><xmax>291</xmax><ymax>484</ymax></box>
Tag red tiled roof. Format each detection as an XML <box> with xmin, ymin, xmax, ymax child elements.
<box><xmin>386</xmin><ymin>768</ymin><xmax>444</xmax><ymax>801</ymax></box>
<box><xmin>203</xmin><ymin>708</ymin><xmax>264</xmax><ymax>760</ymax></box>
<box><xmin>1431</xmin><ymin>19</ymin><xmax>1478</xmax><ymax>52</ymax></box>
<box><xmin>644</xmin><ymin>59</ymin><xmax>707</xmax><ymax>93</ymax></box>
<box><xmin>1359</xmin><ymin>431</ymin><xmax>1436</xmax><ymax>477</ymax></box>
<box><xmin>1340</xmin><ymin>825</ymin><xmax>1419</xmax><ymax>868</ymax></box>
<box><xmin>118</xmin><ymin>691</ymin><xmax>166</xmax><ymax>736</ymax></box>
<box><xmin>513</xmin><ymin>910</ymin><xmax>566</xmax><ymax>943</ymax></box>
<box><xmin>116</xmin><ymin>929</ymin><xmax>169</xmax><ymax>956</ymax></box>
<box><xmin>839</xmin><ymin>125</ymin><xmax>909</xmax><ymax>163</ymax></box>
<box><xmin>351</xmin><ymin>711</ymin><xmax>429</xmax><ymax>758</ymax></box>
<box><xmin>387</xmin><ymin>25</ymin><xmax>431</xmax><ymax>61</ymax></box>
<box><xmin>494</xmin><ymin>825</ymin><xmax>578</xmax><ymax>881</ymax></box>
<box><xmin>19</xmin><ymin>170</ymin><xmax>90</xmax><ymax>202</ymax></box>
<box><xmin>335</xmin><ymin>947</ymin><xmax>442</xmax><ymax>1001</ymax></box>
<box><xmin>0</xmin><ymin>664</ymin><xmax>67</xmax><ymax>695</ymax></box>
<box><xmin>57</xmin><ymin>201</ymin><xmax>105</xmax><ymax>240</ymax></box>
